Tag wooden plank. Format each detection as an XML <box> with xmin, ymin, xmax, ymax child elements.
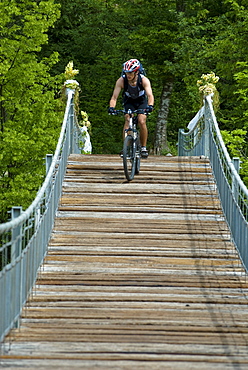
<box><xmin>2</xmin><ymin>155</ymin><xmax>248</xmax><ymax>369</ymax></box>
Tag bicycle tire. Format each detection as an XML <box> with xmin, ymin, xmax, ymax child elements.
<box><xmin>123</xmin><ymin>135</ymin><xmax>136</xmax><ymax>181</ymax></box>
<box><xmin>135</xmin><ymin>139</ymin><xmax>141</xmax><ymax>175</ymax></box>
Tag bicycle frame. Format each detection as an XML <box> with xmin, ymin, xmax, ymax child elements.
<box><xmin>124</xmin><ymin>110</ymin><xmax>138</xmax><ymax>136</ymax></box>
<box><xmin>110</xmin><ymin>109</ymin><xmax>147</xmax><ymax>181</ymax></box>
<box><xmin>122</xmin><ymin>109</ymin><xmax>144</xmax><ymax>181</ymax></box>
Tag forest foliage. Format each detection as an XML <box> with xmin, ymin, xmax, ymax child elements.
<box><xmin>0</xmin><ymin>0</ymin><xmax>63</xmax><ymax>221</ymax></box>
<box><xmin>1</xmin><ymin>0</ymin><xmax>248</xmax><ymax>221</ymax></box>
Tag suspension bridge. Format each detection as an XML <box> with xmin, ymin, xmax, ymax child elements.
<box><xmin>0</xmin><ymin>88</ymin><xmax>248</xmax><ymax>369</ymax></box>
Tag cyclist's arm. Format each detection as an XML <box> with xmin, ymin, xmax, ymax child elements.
<box><xmin>109</xmin><ymin>77</ymin><xmax>124</xmax><ymax>108</ymax></box>
<box><xmin>142</xmin><ymin>76</ymin><xmax>154</xmax><ymax>106</ymax></box>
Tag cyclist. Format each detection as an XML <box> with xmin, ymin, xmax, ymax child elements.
<box><xmin>108</xmin><ymin>59</ymin><xmax>154</xmax><ymax>158</ymax></box>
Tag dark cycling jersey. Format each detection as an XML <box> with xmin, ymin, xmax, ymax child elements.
<box><xmin>122</xmin><ymin>73</ymin><xmax>146</xmax><ymax>100</ymax></box>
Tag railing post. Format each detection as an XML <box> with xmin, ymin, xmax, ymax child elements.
<box><xmin>204</xmin><ymin>101</ymin><xmax>210</xmax><ymax>158</ymax></box>
<box><xmin>232</xmin><ymin>157</ymin><xmax>240</xmax><ymax>202</ymax></box>
<box><xmin>232</xmin><ymin>157</ymin><xmax>240</xmax><ymax>173</ymax></box>
<box><xmin>46</xmin><ymin>154</ymin><xmax>53</xmax><ymax>174</ymax></box>
<box><xmin>65</xmin><ymin>79</ymin><xmax>79</xmax><ymax>155</ymax></box>
<box><xmin>45</xmin><ymin>154</ymin><xmax>53</xmax><ymax>207</ymax></box>
<box><xmin>11</xmin><ymin>206</ymin><xmax>22</xmax><ymax>262</ymax></box>
<box><xmin>178</xmin><ymin>129</ymin><xmax>184</xmax><ymax>156</ymax></box>
<box><xmin>69</xmin><ymin>98</ymin><xmax>75</xmax><ymax>154</ymax></box>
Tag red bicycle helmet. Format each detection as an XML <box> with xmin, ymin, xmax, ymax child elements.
<box><xmin>123</xmin><ymin>59</ymin><xmax>141</xmax><ymax>73</ymax></box>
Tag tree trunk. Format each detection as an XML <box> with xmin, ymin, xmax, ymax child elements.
<box><xmin>154</xmin><ymin>81</ymin><xmax>173</xmax><ymax>155</ymax></box>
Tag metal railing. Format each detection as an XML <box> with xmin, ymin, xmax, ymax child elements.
<box><xmin>0</xmin><ymin>87</ymin><xmax>83</xmax><ymax>343</ymax></box>
<box><xmin>1</xmin><ymin>89</ymin><xmax>247</xmax><ymax>344</ymax></box>
<box><xmin>178</xmin><ymin>94</ymin><xmax>248</xmax><ymax>273</ymax></box>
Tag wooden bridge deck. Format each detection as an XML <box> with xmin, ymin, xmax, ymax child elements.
<box><xmin>1</xmin><ymin>154</ymin><xmax>248</xmax><ymax>369</ymax></box>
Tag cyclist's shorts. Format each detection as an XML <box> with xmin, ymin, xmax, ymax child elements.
<box><xmin>123</xmin><ymin>95</ymin><xmax>147</xmax><ymax>112</ymax></box>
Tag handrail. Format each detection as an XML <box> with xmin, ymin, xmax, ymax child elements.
<box><xmin>206</xmin><ymin>95</ymin><xmax>248</xmax><ymax>197</ymax></box>
<box><xmin>0</xmin><ymin>87</ymin><xmax>83</xmax><ymax>343</ymax></box>
<box><xmin>0</xmin><ymin>90</ymin><xmax>73</xmax><ymax>234</ymax></box>
<box><xmin>178</xmin><ymin>94</ymin><xmax>248</xmax><ymax>273</ymax></box>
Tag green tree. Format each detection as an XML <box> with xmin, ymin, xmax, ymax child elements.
<box><xmin>174</xmin><ymin>0</ymin><xmax>248</xmax><ymax>115</ymax></box>
<box><xmin>0</xmin><ymin>0</ymin><xmax>63</xmax><ymax>222</ymax></box>
<box><xmin>173</xmin><ymin>0</ymin><xmax>248</xmax><ymax>183</ymax></box>
<box><xmin>42</xmin><ymin>0</ymin><xmax>248</xmax><ymax>156</ymax></box>
<box><xmin>42</xmin><ymin>0</ymin><xmax>132</xmax><ymax>153</ymax></box>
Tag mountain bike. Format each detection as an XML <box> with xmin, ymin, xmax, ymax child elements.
<box><xmin>114</xmin><ymin>109</ymin><xmax>148</xmax><ymax>181</ymax></box>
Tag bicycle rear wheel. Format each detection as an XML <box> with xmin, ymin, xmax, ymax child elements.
<box><xmin>123</xmin><ymin>135</ymin><xmax>136</xmax><ymax>181</ymax></box>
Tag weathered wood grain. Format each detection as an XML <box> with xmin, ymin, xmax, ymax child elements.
<box><xmin>1</xmin><ymin>154</ymin><xmax>248</xmax><ymax>369</ymax></box>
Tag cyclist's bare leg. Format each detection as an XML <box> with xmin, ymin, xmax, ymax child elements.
<box><xmin>138</xmin><ymin>114</ymin><xmax>148</xmax><ymax>147</ymax></box>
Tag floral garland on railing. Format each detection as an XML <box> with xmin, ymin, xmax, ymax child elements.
<box><xmin>78</xmin><ymin>111</ymin><xmax>92</xmax><ymax>154</ymax></box>
<box><xmin>62</xmin><ymin>61</ymin><xmax>81</xmax><ymax>113</ymax></box>
<box><xmin>63</xmin><ymin>61</ymin><xmax>92</xmax><ymax>154</ymax></box>
<box><xmin>79</xmin><ymin>111</ymin><xmax>91</xmax><ymax>131</ymax></box>
<box><xmin>64</xmin><ymin>60</ymin><xmax>79</xmax><ymax>79</ymax></box>
<box><xmin>197</xmin><ymin>72</ymin><xmax>220</xmax><ymax>111</ymax></box>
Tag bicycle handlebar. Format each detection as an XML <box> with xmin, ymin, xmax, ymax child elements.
<box><xmin>111</xmin><ymin>109</ymin><xmax>149</xmax><ymax>116</ymax></box>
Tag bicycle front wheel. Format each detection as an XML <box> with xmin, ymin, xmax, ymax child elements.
<box><xmin>123</xmin><ymin>135</ymin><xmax>136</xmax><ymax>181</ymax></box>
<box><xmin>135</xmin><ymin>139</ymin><xmax>141</xmax><ymax>175</ymax></box>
